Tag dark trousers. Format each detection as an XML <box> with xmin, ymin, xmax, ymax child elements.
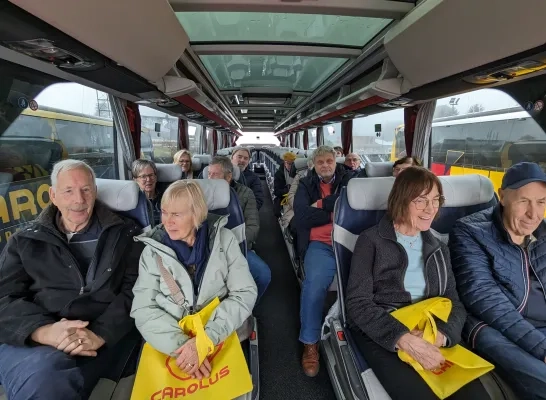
<box><xmin>0</xmin><ymin>329</ymin><xmax>142</xmax><ymax>400</ymax></box>
<box><xmin>350</xmin><ymin>327</ymin><xmax>490</xmax><ymax>400</ymax></box>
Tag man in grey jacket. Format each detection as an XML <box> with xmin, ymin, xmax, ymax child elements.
<box><xmin>208</xmin><ymin>156</ymin><xmax>271</xmax><ymax>302</ymax></box>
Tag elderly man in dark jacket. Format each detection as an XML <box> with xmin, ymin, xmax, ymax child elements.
<box><xmin>293</xmin><ymin>145</ymin><xmax>352</xmax><ymax>377</ymax></box>
<box><xmin>208</xmin><ymin>156</ymin><xmax>271</xmax><ymax>302</ymax></box>
<box><xmin>451</xmin><ymin>162</ymin><xmax>546</xmax><ymax>400</ymax></box>
<box><xmin>0</xmin><ymin>159</ymin><xmax>144</xmax><ymax>400</ymax></box>
<box><xmin>231</xmin><ymin>147</ymin><xmax>264</xmax><ymax>210</ymax></box>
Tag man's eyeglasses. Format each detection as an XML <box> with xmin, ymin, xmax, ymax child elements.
<box><xmin>412</xmin><ymin>196</ymin><xmax>445</xmax><ymax>210</ymax></box>
<box><xmin>137</xmin><ymin>173</ymin><xmax>156</xmax><ymax>181</ymax></box>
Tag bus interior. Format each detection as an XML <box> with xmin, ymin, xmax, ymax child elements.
<box><xmin>1</xmin><ymin>0</ymin><xmax>546</xmax><ymax>399</ymax></box>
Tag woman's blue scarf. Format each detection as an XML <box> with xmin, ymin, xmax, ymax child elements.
<box><xmin>162</xmin><ymin>220</ymin><xmax>210</xmax><ymax>291</ymax></box>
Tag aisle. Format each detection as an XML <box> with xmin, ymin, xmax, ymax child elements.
<box><xmin>252</xmin><ymin>180</ymin><xmax>336</xmax><ymax>400</ymax></box>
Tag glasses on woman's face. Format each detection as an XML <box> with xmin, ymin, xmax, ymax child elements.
<box><xmin>412</xmin><ymin>196</ymin><xmax>445</xmax><ymax>210</ymax></box>
<box><xmin>178</xmin><ymin>159</ymin><xmax>190</xmax><ymax>165</ymax></box>
<box><xmin>137</xmin><ymin>173</ymin><xmax>156</xmax><ymax>181</ymax></box>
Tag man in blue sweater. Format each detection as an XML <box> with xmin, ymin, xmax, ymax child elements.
<box><xmin>450</xmin><ymin>162</ymin><xmax>546</xmax><ymax>399</ymax></box>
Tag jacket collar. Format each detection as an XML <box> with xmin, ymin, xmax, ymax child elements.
<box><xmin>136</xmin><ymin>213</ymin><xmax>228</xmax><ymax>254</ymax></box>
<box><xmin>492</xmin><ymin>203</ymin><xmax>546</xmax><ymax>244</ymax></box>
<box><xmin>35</xmin><ymin>200</ymin><xmax>122</xmax><ymax>235</ymax></box>
<box><xmin>377</xmin><ymin>214</ymin><xmax>441</xmax><ymax>258</ymax></box>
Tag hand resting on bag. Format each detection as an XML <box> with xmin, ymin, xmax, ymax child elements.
<box><xmin>397</xmin><ymin>333</ymin><xmax>445</xmax><ymax>371</ymax></box>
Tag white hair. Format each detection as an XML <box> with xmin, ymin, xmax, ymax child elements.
<box><xmin>51</xmin><ymin>159</ymin><xmax>96</xmax><ymax>189</ymax></box>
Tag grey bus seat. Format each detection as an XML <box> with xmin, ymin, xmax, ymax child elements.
<box><xmin>156</xmin><ymin>163</ymin><xmax>183</xmax><ymax>183</ymax></box>
<box><xmin>364</xmin><ymin>161</ymin><xmax>394</xmax><ymax>177</ymax></box>
<box><xmin>202</xmin><ymin>164</ymin><xmax>241</xmax><ymax>181</ymax></box>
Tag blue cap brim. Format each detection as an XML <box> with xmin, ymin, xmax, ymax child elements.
<box><xmin>503</xmin><ymin>177</ymin><xmax>546</xmax><ymax>190</ymax></box>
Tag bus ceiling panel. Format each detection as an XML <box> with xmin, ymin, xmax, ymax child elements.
<box><xmin>384</xmin><ymin>0</ymin><xmax>546</xmax><ymax>90</ymax></box>
<box><xmin>10</xmin><ymin>0</ymin><xmax>189</xmax><ymax>83</ymax></box>
<box><xmin>170</xmin><ymin>0</ymin><xmax>413</xmax><ymax>20</ymax></box>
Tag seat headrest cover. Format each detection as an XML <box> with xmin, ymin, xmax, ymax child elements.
<box><xmin>347</xmin><ymin>174</ymin><xmax>496</xmax><ymax>211</ymax></box>
<box><xmin>336</xmin><ymin>157</ymin><xmax>346</xmax><ymax>164</ymax></box>
<box><xmin>191</xmin><ymin>179</ymin><xmax>230</xmax><ymax>210</ymax></box>
<box><xmin>156</xmin><ymin>164</ymin><xmax>183</xmax><ymax>183</ymax></box>
<box><xmin>294</xmin><ymin>157</ymin><xmax>309</xmax><ymax>170</ymax></box>
<box><xmin>191</xmin><ymin>157</ymin><xmax>202</xmax><ymax>170</ymax></box>
<box><xmin>439</xmin><ymin>175</ymin><xmax>495</xmax><ymax>207</ymax></box>
<box><xmin>96</xmin><ymin>179</ymin><xmax>140</xmax><ymax>211</ymax></box>
<box><xmin>365</xmin><ymin>162</ymin><xmax>394</xmax><ymax>177</ymax></box>
<box><xmin>0</xmin><ymin>172</ymin><xmax>13</xmax><ymax>184</ymax></box>
<box><xmin>194</xmin><ymin>154</ymin><xmax>212</xmax><ymax>164</ymax></box>
<box><xmin>347</xmin><ymin>177</ymin><xmax>395</xmax><ymax>210</ymax></box>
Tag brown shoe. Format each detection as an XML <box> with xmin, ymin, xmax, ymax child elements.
<box><xmin>302</xmin><ymin>343</ymin><xmax>320</xmax><ymax>377</ymax></box>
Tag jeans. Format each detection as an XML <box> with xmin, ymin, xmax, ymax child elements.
<box><xmin>299</xmin><ymin>241</ymin><xmax>337</xmax><ymax>344</ymax></box>
<box><xmin>473</xmin><ymin>324</ymin><xmax>546</xmax><ymax>400</ymax></box>
<box><xmin>247</xmin><ymin>250</ymin><xmax>271</xmax><ymax>303</ymax></box>
<box><xmin>0</xmin><ymin>329</ymin><xmax>141</xmax><ymax>400</ymax></box>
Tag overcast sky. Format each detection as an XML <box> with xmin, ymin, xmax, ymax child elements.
<box><xmin>34</xmin><ymin>83</ymin><xmax>523</xmax><ymax>140</ymax></box>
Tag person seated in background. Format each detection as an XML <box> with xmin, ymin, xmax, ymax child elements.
<box><xmin>393</xmin><ymin>156</ymin><xmax>422</xmax><ymax>177</ymax></box>
<box><xmin>208</xmin><ymin>156</ymin><xmax>271</xmax><ymax>303</ymax></box>
<box><xmin>273</xmin><ymin>151</ymin><xmax>297</xmax><ymax>217</ymax></box>
<box><xmin>131</xmin><ymin>180</ymin><xmax>257</xmax><ymax>380</ymax></box>
<box><xmin>0</xmin><ymin>159</ymin><xmax>144</xmax><ymax>400</ymax></box>
<box><xmin>450</xmin><ymin>162</ymin><xmax>546</xmax><ymax>399</ymax></box>
<box><xmin>132</xmin><ymin>159</ymin><xmax>161</xmax><ymax>226</ymax></box>
<box><xmin>344</xmin><ymin>153</ymin><xmax>361</xmax><ymax>172</ymax></box>
<box><xmin>346</xmin><ymin>167</ymin><xmax>489</xmax><ymax>399</ymax></box>
<box><xmin>173</xmin><ymin>149</ymin><xmax>195</xmax><ymax>179</ymax></box>
<box><xmin>231</xmin><ymin>147</ymin><xmax>264</xmax><ymax>210</ymax></box>
<box><xmin>294</xmin><ymin>145</ymin><xmax>353</xmax><ymax>377</ymax></box>
<box><xmin>281</xmin><ymin>158</ymin><xmax>314</xmax><ymax>232</ymax></box>
<box><xmin>333</xmin><ymin>146</ymin><xmax>344</xmax><ymax>157</ymax></box>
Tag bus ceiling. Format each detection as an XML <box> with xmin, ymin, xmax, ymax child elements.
<box><xmin>2</xmin><ymin>0</ymin><xmax>546</xmax><ymax>136</ymax></box>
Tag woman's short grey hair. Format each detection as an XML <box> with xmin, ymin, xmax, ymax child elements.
<box><xmin>231</xmin><ymin>147</ymin><xmax>252</xmax><ymax>159</ymax></box>
<box><xmin>131</xmin><ymin>159</ymin><xmax>158</xmax><ymax>179</ymax></box>
<box><xmin>210</xmin><ymin>156</ymin><xmax>233</xmax><ymax>177</ymax></box>
<box><xmin>51</xmin><ymin>159</ymin><xmax>96</xmax><ymax>188</ymax></box>
<box><xmin>312</xmin><ymin>145</ymin><xmax>336</xmax><ymax>162</ymax></box>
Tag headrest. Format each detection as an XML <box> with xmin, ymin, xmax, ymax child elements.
<box><xmin>347</xmin><ymin>177</ymin><xmax>395</xmax><ymax>210</ymax></box>
<box><xmin>336</xmin><ymin>157</ymin><xmax>346</xmax><ymax>164</ymax></box>
<box><xmin>191</xmin><ymin>157</ymin><xmax>202</xmax><ymax>170</ymax></box>
<box><xmin>156</xmin><ymin>164</ymin><xmax>183</xmax><ymax>183</ymax></box>
<box><xmin>347</xmin><ymin>174</ymin><xmax>496</xmax><ymax>211</ymax></box>
<box><xmin>294</xmin><ymin>157</ymin><xmax>309</xmax><ymax>171</ymax></box>
<box><xmin>191</xmin><ymin>179</ymin><xmax>230</xmax><ymax>210</ymax></box>
<box><xmin>96</xmin><ymin>179</ymin><xmax>140</xmax><ymax>211</ymax></box>
<box><xmin>193</xmin><ymin>154</ymin><xmax>212</xmax><ymax>165</ymax></box>
<box><xmin>439</xmin><ymin>175</ymin><xmax>495</xmax><ymax>207</ymax></box>
<box><xmin>201</xmin><ymin>165</ymin><xmax>241</xmax><ymax>181</ymax></box>
<box><xmin>365</xmin><ymin>162</ymin><xmax>394</xmax><ymax>177</ymax></box>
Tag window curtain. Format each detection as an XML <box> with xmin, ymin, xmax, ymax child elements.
<box><xmin>303</xmin><ymin>129</ymin><xmax>309</xmax><ymax>150</ymax></box>
<box><xmin>316</xmin><ymin>126</ymin><xmax>324</xmax><ymax>147</ymax></box>
<box><xmin>212</xmin><ymin>129</ymin><xmax>218</xmax><ymax>155</ymax></box>
<box><xmin>341</xmin><ymin>120</ymin><xmax>353</xmax><ymax>155</ymax></box>
<box><xmin>232</xmin><ymin>135</ymin><xmax>237</xmax><ymax>147</ymax></box>
<box><xmin>295</xmin><ymin>131</ymin><xmax>301</xmax><ymax>149</ymax></box>
<box><xmin>411</xmin><ymin>100</ymin><xmax>437</xmax><ymax>161</ymax></box>
<box><xmin>403</xmin><ymin>106</ymin><xmax>418</xmax><ymax>157</ymax></box>
<box><xmin>200</xmin><ymin>128</ymin><xmax>208</xmax><ymax>154</ymax></box>
<box><xmin>108</xmin><ymin>95</ymin><xmax>136</xmax><ymax>170</ymax></box>
<box><xmin>178</xmin><ymin>119</ymin><xmax>189</xmax><ymax>150</ymax></box>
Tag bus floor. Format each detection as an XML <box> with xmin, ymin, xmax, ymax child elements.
<box><xmin>252</xmin><ymin>180</ymin><xmax>336</xmax><ymax>400</ymax></box>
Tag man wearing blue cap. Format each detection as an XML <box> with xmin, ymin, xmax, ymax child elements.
<box><xmin>450</xmin><ymin>162</ymin><xmax>546</xmax><ymax>399</ymax></box>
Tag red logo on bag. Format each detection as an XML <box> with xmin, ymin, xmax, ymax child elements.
<box><xmin>431</xmin><ymin>360</ymin><xmax>454</xmax><ymax>375</ymax></box>
<box><xmin>166</xmin><ymin>342</ymin><xmax>225</xmax><ymax>381</ymax></box>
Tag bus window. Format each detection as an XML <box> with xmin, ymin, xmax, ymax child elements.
<box><xmin>29</xmin><ymin>83</ymin><xmax>118</xmax><ymax>179</ymax></box>
<box><xmin>429</xmin><ymin>88</ymin><xmax>545</xmax><ymax>193</ymax></box>
<box><xmin>323</xmin><ymin>123</ymin><xmax>342</xmax><ymax>149</ymax></box>
<box><xmin>189</xmin><ymin>123</ymin><xmax>202</xmax><ymax>155</ymax></box>
<box><xmin>139</xmin><ymin>105</ymin><xmax>178</xmax><ymax>163</ymax></box>
<box><xmin>353</xmin><ymin>108</ymin><xmax>403</xmax><ymax>162</ymax></box>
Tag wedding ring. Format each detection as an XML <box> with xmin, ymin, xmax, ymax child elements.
<box><xmin>78</xmin><ymin>339</ymin><xmax>83</xmax><ymax>345</ymax></box>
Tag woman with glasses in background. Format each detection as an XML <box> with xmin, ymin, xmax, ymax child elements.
<box><xmin>345</xmin><ymin>167</ymin><xmax>489</xmax><ymax>399</ymax></box>
<box><xmin>173</xmin><ymin>149</ymin><xmax>194</xmax><ymax>179</ymax></box>
<box><xmin>132</xmin><ymin>159</ymin><xmax>161</xmax><ymax>226</ymax></box>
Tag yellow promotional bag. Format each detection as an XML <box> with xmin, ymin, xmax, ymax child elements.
<box><xmin>130</xmin><ymin>257</ymin><xmax>253</xmax><ymax>400</ymax></box>
<box><xmin>391</xmin><ymin>297</ymin><xmax>494</xmax><ymax>399</ymax></box>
